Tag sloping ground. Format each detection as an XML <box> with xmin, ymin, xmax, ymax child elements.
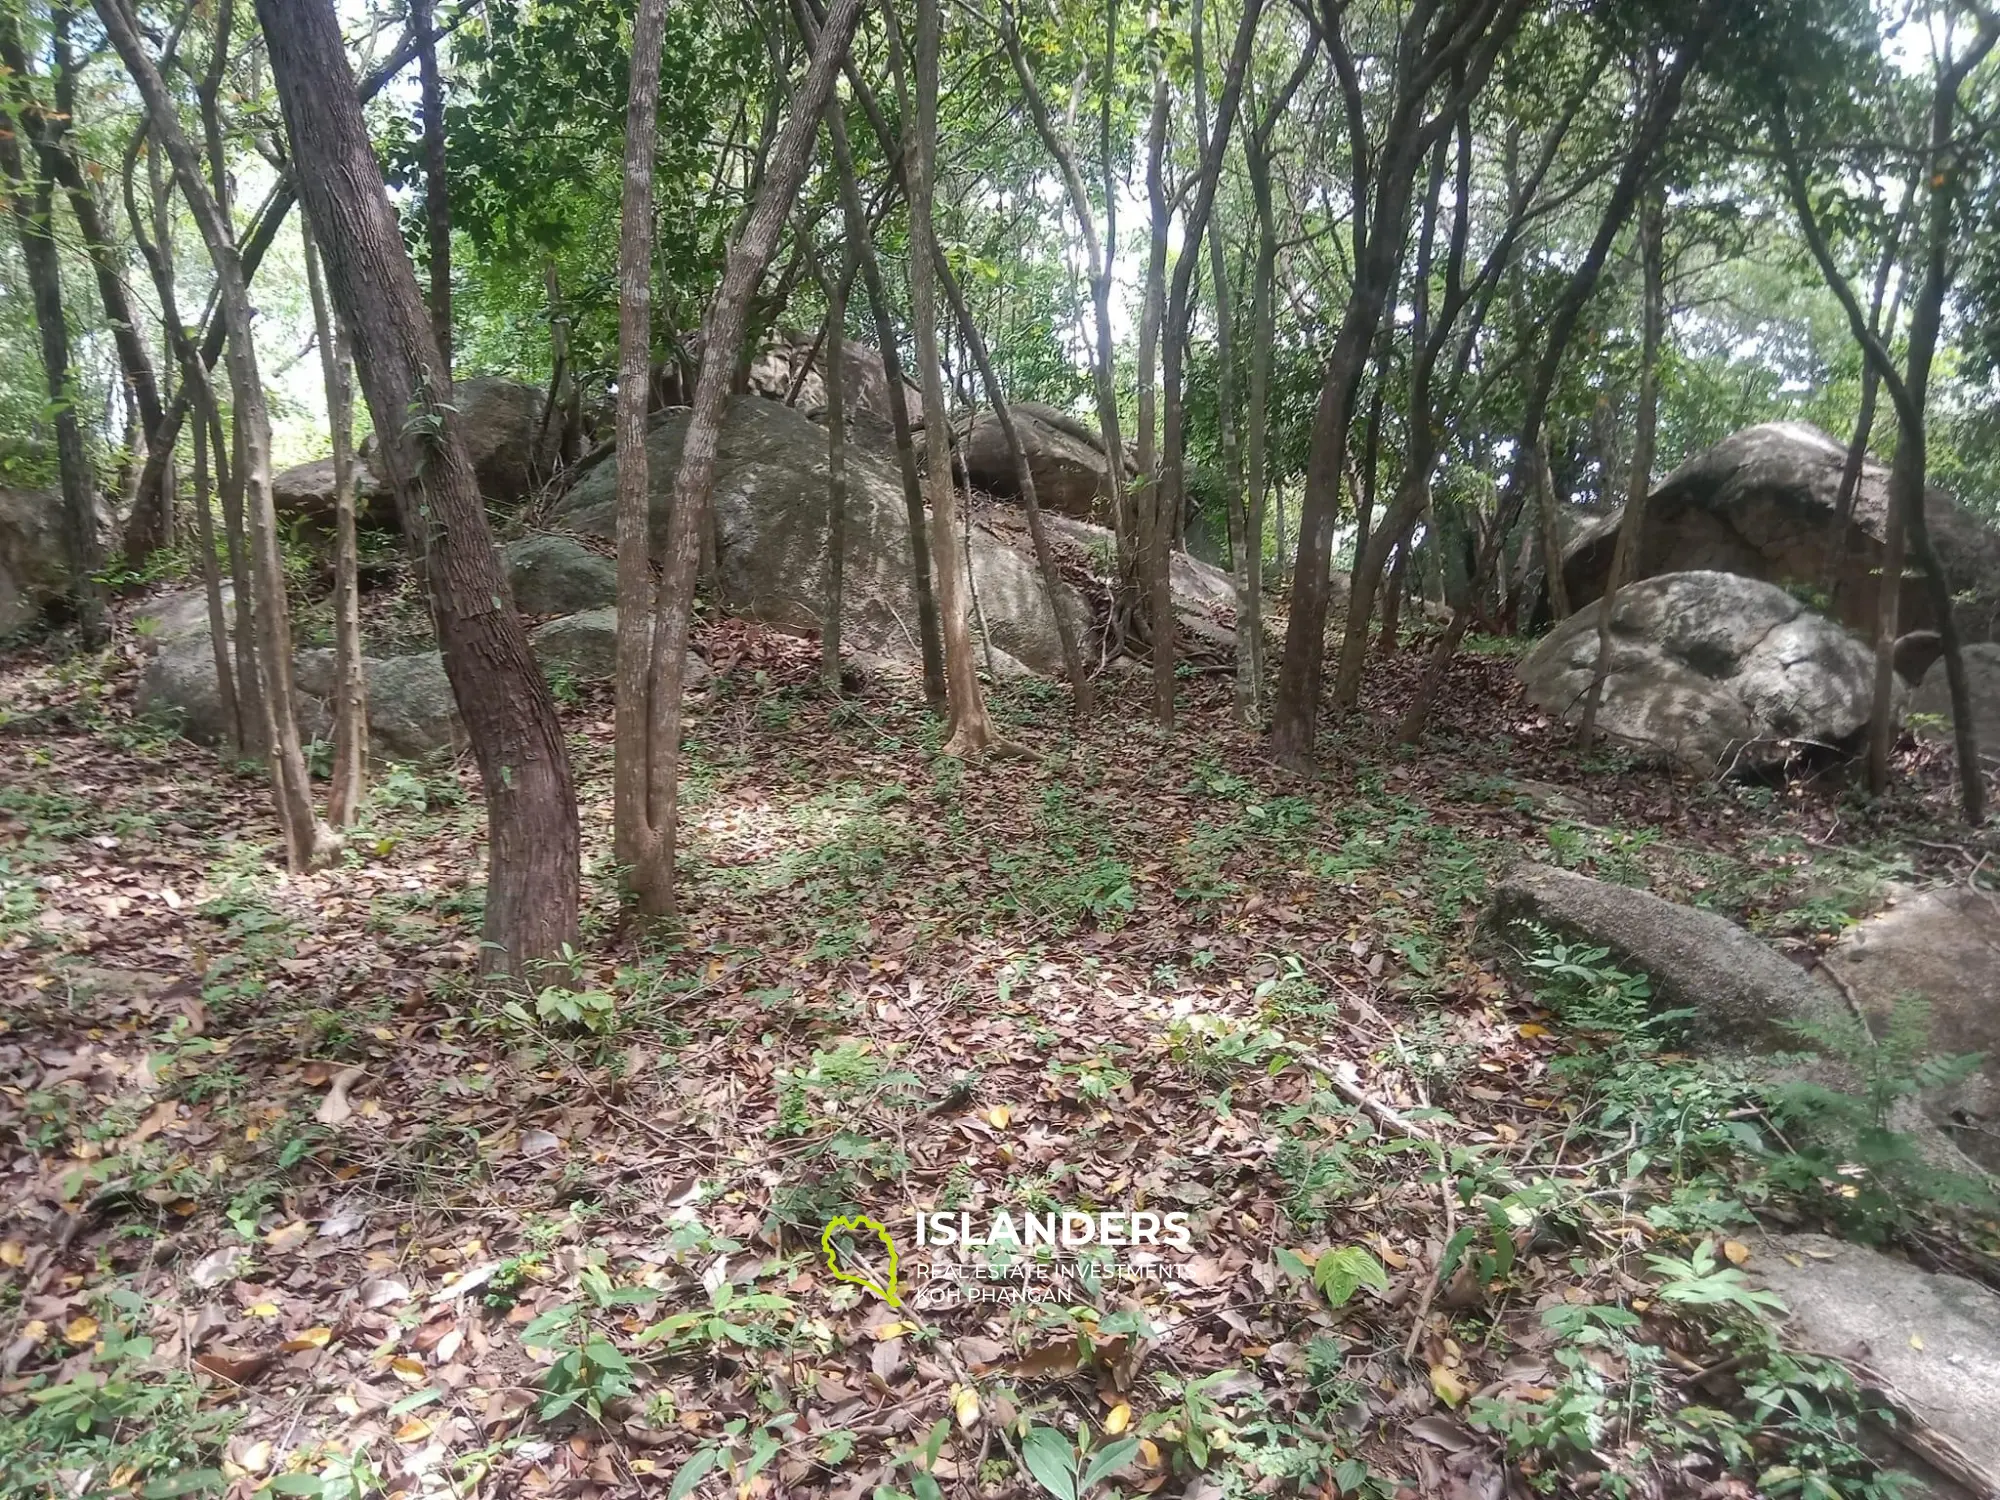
<box><xmin>1</xmin><ymin>616</ymin><xmax>1996</xmax><ymax>1500</ymax></box>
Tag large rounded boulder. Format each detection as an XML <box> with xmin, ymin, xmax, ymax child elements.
<box><xmin>0</xmin><ymin>485</ymin><xmax>66</xmax><ymax>633</ymax></box>
<box><xmin>959</xmin><ymin>403</ymin><xmax>1119</xmax><ymax>523</ymax></box>
<box><xmin>1561</xmin><ymin>422</ymin><xmax>2000</xmax><ymax>641</ymax></box>
<box><xmin>550</xmin><ymin>395</ymin><xmax>1094</xmax><ymax>679</ymax></box>
<box><xmin>1519</xmin><ymin>570</ymin><xmax>1876</xmax><ymax>773</ymax></box>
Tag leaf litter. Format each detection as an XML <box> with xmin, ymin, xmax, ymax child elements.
<box><xmin>1</xmin><ymin>617</ymin><xmax>1995</xmax><ymax>1499</ymax></box>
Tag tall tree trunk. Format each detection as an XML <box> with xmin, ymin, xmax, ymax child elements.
<box><xmin>188</xmin><ymin>396</ymin><xmax>241</xmax><ymax>757</ymax></box>
<box><xmin>822</xmin><ymin>249</ymin><xmax>850</xmax><ymax>692</ymax></box>
<box><xmin>895</xmin><ymin>0</ymin><xmax>995</xmax><ymax>756</ymax></box>
<box><xmin>259</xmin><ymin>0</ymin><xmax>582</xmax><ymax>966</ymax></box>
<box><xmin>619</xmin><ymin>0</ymin><xmax>869</xmax><ymax>914</ymax></box>
<box><xmin>302</xmin><ymin>213</ymin><xmax>368</xmax><ymax>825</ymax></box>
<box><xmin>1395</xmin><ymin>19</ymin><xmax>1714</xmax><ymax>747</ymax></box>
<box><xmin>612</xmin><ymin>0</ymin><xmax>674</xmax><ymax>901</ymax></box>
<box><xmin>1134</xmin><ymin>73</ymin><xmax>1168</xmax><ymax>651</ymax></box>
<box><xmin>1579</xmin><ymin>182</ymin><xmax>1663</xmax><ymax>751</ymax></box>
<box><xmin>998</xmin><ymin>0</ymin><xmax>1128</xmax><ymax>579</ymax></box>
<box><xmin>934</xmin><ymin>239</ymin><xmax>1093</xmax><ymax>715</ymax></box>
<box><xmin>213</xmin><ymin>399</ymin><xmax>265</xmax><ymax>755</ymax></box>
<box><xmin>1533</xmin><ymin>442</ymin><xmax>1569</xmax><ymax>620</ymax></box>
<box><xmin>97</xmin><ymin>0</ymin><xmax>333</xmax><ymax>867</ymax></box>
<box><xmin>810</xmin><ymin>77</ymin><xmax>946</xmax><ymax>707</ymax></box>
<box><xmin>0</xmin><ymin>113</ymin><xmax>102</xmax><ymax>642</ymax></box>
<box><xmin>414</xmin><ymin>0</ymin><xmax>451</xmax><ymax>372</ymax></box>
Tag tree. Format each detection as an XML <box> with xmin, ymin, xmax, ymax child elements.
<box><xmin>257</xmin><ymin>0</ymin><xmax>582</xmax><ymax>971</ymax></box>
<box><xmin>0</xmin><ymin>27</ymin><xmax>102</xmax><ymax>644</ymax></box>
<box><xmin>1776</xmin><ymin>0</ymin><xmax>1996</xmax><ymax>822</ymax></box>
<box><xmin>96</xmin><ymin>0</ymin><xmax>334</xmax><ymax>870</ymax></box>
<box><xmin>615</xmin><ymin>0</ymin><xmax>868</xmax><ymax>915</ymax></box>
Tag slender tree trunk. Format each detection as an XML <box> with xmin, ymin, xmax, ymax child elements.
<box><xmin>1533</xmin><ymin>442</ymin><xmax>1569</xmax><ymax>620</ymax></box>
<box><xmin>621</xmin><ymin>0</ymin><xmax>870</xmax><ymax>914</ymax></box>
<box><xmin>414</xmin><ymin>0</ymin><xmax>452</xmax><ymax>372</ymax></box>
<box><xmin>97</xmin><ymin>0</ymin><xmax>332</xmax><ymax>867</ymax></box>
<box><xmin>611</xmin><ymin>0</ymin><xmax>673</xmax><ymax>897</ymax></box>
<box><xmin>822</xmin><ymin>250</ymin><xmax>850</xmax><ymax>691</ymax></box>
<box><xmin>934</xmin><ymin>240</ymin><xmax>1093</xmax><ymax>714</ymax></box>
<box><xmin>1867</xmin><ymin>441</ymin><xmax>1916</xmax><ymax>792</ymax></box>
<box><xmin>812</xmin><ymin>83</ymin><xmax>947</xmax><ymax>708</ymax></box>
<box><xmin>1135</xmin><ymin>74</ymin><xmax>1169</xmax><ymax>650</ymax></box>
<box><xmin>188</xmin><ymin>395</ymin><xmax>241</xmax><ymax>757</ymax></box>
<box><xmin>212</xmin><ymin>400</ymin><xmax>265</xmax><ymax>755</ymax></box>
<box><xmin>1579</xmin><ymin>184</ymin><xmax>1663</xmax><ymax>750</ymax></box>
<box><xmin>259</xmin><ymin>0</ymin><xmax>581</xmax><ymax>968</ymax></box>
<box><xmin>302</xmin><ymin>214</ymin><xmax>368</xmax><ymax>825</ymax></box>
<box><xmin>0</xmin><ymin>121</ymin><xmax>102</xmax><ymax>642</ymax></box>
<box><xmin>895</xmin><ymin>0</ymin><xmax>994</xmax><ymax>755</ymax></box>
<box><xmin>998</xmin><ymin>0</ymin><xmax>1128</xmax><ymax>575</ymax></box>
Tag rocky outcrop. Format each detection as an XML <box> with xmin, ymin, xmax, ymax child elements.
<box><xmin>960</xmin><ymin>403</ymin><xmax>1122</xmax><ymax>523</ymax></box>
<box><xmin>528</xmin><ymin>608</ymin><xmax>711</xmax><ymax>687</ymax></box>
<box><xmin>1519</xmin><ymin>571</ymin><xmax>1876</xmax><ymax>774</ymax></box>
<box><xmin>308</xmin><ymin>376</ymin><xmax>561</xmax><ymax>531</ymax></box>
<box><xmin>551</xmin><ymin>395</ymin><xmax>1095</xmax><ymax>679</ymax></box>
<box><xmin>500</xmin><ymin>535</ymin><xmax>617</xmax><ymax>617</ymax></box>
<box><xmin>1822</xmin><ymin>884</ymin><xmax>2000</xmax><ymax>1173</ymax></box>
<box><xmin>270</xmin><ymin>457</ymin><xmax>396</xmax><ymax>531</ymax></box>
<box><xmin>1909</xmin><ymin>643</ymin><xmax>2000</xmax><ymax>771</ymax></box>
<box><xmin>1486</xmin><ymin>862</ymin><xmax>1850</xmax><ymax>1050</ymax></box>
<box><xmin>1750</xmin><ymin>1233</ymin><xmax>2000</xmax><ymax>1493</ymax></box>
<box><xmin>1561</xmin><ymin>423</ymin><xmax>2000</xmax><ymax>641</ymax></box>
<box><xmin>745</xmin><ymin>327</ymin><xmax>921</xmax><ymax>429</ymax></box>
<box><xmin>1</xmin><ymin>485</ymin><xmax>69</xmax><ymax>633</ymax></box>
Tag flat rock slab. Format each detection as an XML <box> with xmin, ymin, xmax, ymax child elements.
<box><xmin>1752</xmin><ymin>1233</ymin><xmax>2000</xmax><ymax>1490</ymax></box>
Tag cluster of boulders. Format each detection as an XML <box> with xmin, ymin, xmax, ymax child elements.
<box><xmin>133</xmin><ymin>388</ymin><xmax>1236</xmax><ymax>756</ymax></box>
<box><xmin>1520</xmin><ymin>423</ymin><xmax>2000</xmax><ymax>774</ymax></box>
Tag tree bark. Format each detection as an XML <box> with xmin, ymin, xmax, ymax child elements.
<box><xmin>97</xmin><ymin>0</ymin><xmax>332</xmax><ymax>867</ymax></box>
<box><xmin>811</xmin><ymin>79</ymin><xmax>947</xmax><ymax>707</ymax></box>
<box><xmin>302</xmin><ymin>213</ymin><xmax>368</xmax><ymax>825</ymax></box>
<box><xmin>822</xmin><ymin>248</ymin><xmax>850</xmax><ymax>691</ymax></box>
<box><xmin>894</xmin><ymin>0</ymin><xmax>994</xmax><ymax>756</ymax></box>
<box><xmin>414</xmin><ymin>0</ymin><xmax>452</xmax><ymax>372</ymax></box>
<box><xmin>188</xmin><ymin>392</ymin><xmax>241</xmax><ymax>757</ymax></box>
<box><xmin>1579</xmin><ymin>181</ymin><xmax>1664</xmax><ymax>751</ymax></box>
<box><xmin>259</xmin><ymin>0</ymin><xmax>582</xmax><ymax>965</ymax></box>
<box><xmin>0</xmin><ymin>99</ymin><xmax>102</xmax><ymax>643</ymax></box>
<box><xmin>619</xmin><ymin>0</ymin><xmax>869</xmax><ymax>914</ymax></box>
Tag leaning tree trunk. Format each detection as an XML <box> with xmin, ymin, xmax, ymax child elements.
<box><xmin>96</xmin><ymin>0</ymin><xmax>330</xmax><ymax>868</ymax></box>
<box><xmin>813</xmin><ymin>84</ymin><xmax>946</xmax><ymax>708</ymax></box>
<box><xmin>258</xmin><ymin>0</ymin><xmax>580</xmax><ymax>970</ymax></box>
<box><xmin>302</xmin><ymin>214</ymin><xmax>368</xmax><ymax>825</ymax></box>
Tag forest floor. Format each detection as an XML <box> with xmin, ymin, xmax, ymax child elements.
<box><xmin>2</xmin><ymin>606</ymin><xmax>1996</xmax><ymax>1500</ymax></box>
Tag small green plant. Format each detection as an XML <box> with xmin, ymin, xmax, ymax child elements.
<box><xmin>1019</xmin><ymin>1423</ymin><xmax>1142</xmax><ymax>1499</ymax></box>
<box><xmin>518</xmin><ymin>1258</ymin><xmax>659</xmax><ymax>1422</ymax></box>
<box><xmin>503</xmin><ymin>985</ymin><xmax>620</xmax><ymax>1036</ymax></box>
<box><xmin>1276</xmin><ymin>1244</ymin><xmax>1390</xmax><ymax>1307</ymax></box>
